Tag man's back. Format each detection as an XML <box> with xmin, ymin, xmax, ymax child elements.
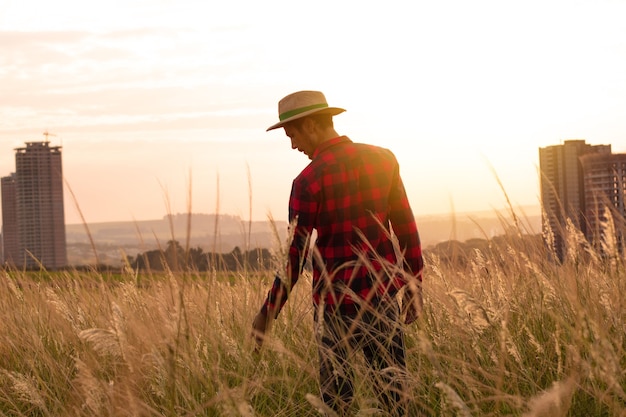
<box><xmin>290</xmin><ymin>136</ymin><xmax>421</xmax><ymax>311</ymax></box>
<box><xmin>293</xmin><ymin>137</ymin><xmax>397</xmax><ymax>259</ymax></box>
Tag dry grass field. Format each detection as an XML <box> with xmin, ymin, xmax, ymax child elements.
<box><xmin>1</xmin><ymin>214</ymin><xmax>625</xmax><ymax>416</ymax></box>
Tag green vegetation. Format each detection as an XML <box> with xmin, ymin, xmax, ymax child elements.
<box><xmin>0</xmin><ymin>216</ymin><xmax>625</xmax><ymax>416</ymax></box>
<box><xmin>123</xmin><ymin>240</ymin><xmax>273</xmax><ymax>272</ymax></box>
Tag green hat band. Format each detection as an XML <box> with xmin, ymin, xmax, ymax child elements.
<box><xmin>279</xmin><ymin>103</ymin><xmax>328</xmax><ymax>121</ymax></box>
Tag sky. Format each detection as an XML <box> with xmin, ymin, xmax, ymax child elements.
<box><xmin>1</xmin><ymin>0</ymin><xmax>626</xmax><ymax>225</ymax></box>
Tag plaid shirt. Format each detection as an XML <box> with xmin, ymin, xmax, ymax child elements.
<box><xmin>262</xmin><ymin>136</ymin><xmax>423</xmax><ymax>316</ymax></box>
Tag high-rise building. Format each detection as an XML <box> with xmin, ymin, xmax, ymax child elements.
<box><xmin>579</xmin><ymin>152</ymin><xmax>626</xmax><ymax>251</ymax></box>
<box><xmin>539</xmin><ymin>139</ymin><xmax>611</xmax><ymax>260</ymax></box>
<box><xmin>1</xmin><ymin>173</ymin><xmax>19</xmax><ymax>265</ymax></box>
<box><xmin>1</xmin><ymin>140</ymin><xmax>67</xmax><ymax>269</ymax></box>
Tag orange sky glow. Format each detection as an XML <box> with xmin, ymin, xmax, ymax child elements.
<box><xmin>1</xmin><ymin>0</ymin><xmax>626</xmax><ymax>226</ymax></box>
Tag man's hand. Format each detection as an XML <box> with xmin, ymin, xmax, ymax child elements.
<box><xmin>402</xmin><ymin>283</ymin><xmax>423</xmax><ymax>325</ymax></box>
<box><xmin>251</xmin><ymin>311</ymin><xmax>270</xmax><ymax>352</ymax></box>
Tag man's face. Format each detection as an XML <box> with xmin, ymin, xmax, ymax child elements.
<box><xmin>283</xmin><ymin>121</ymin><xmax>316</xmax><ymax>160</ymax></box>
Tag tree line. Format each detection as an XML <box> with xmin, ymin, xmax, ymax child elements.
<box><xmin>123</xmin><ymin>240</ymin><xmax>275</xmax><ymax>272</ymax></box>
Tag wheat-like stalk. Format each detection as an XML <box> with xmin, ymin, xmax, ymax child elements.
<box><xmin>3</xmin><ymin>370</ymin><xmax>49</xmax><ymax>414</ymax></box>
<box><xmin>73</xmin><ymin>357</ymin><xmax>107</xmax><ymax>414</ymax></box>
<box><xmin>111</xmin><ymin>301</ymin><xmax>133</xmax><ymax>372</ymax></box>
<box><xmin>435</xmin><ymin>381</ymin><xmax>472</xmax><ymax>417</ymax></box>
<box><xmin>79</xmin><ymin>327</ymin><xmax>122</xmax><ymax>357</ymax></box>
<box><xmin>447</xmin><ymin>288</ymin><xmax>491</xmax><ymax>334</ymax></box>
<box><xmin>522</xmin><ymin>378</ymin><xmax>575</xmax><ymax>417</ymax></box>
<box><xmin>46</xmin><ymin>287</ymin><xmax>81</xmax><ymax>334</ymax></box>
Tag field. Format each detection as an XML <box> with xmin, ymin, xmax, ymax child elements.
<box><xmin>1</xmin><ymin>217</ymin><xmax>625</xmax><ymax>416</ymax></box>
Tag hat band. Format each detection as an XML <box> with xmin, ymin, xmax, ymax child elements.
<box><xmin>279</xmin><ymin>103</ymin><xmax>328</xmax><ymax>121</ymax></box>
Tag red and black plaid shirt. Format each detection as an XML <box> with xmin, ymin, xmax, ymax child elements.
<box><xmin>262</xmin><ymin>136</ymin><xmax>423</xmax><ymax>316</ymax></box>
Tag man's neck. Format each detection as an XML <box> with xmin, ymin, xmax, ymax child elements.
<box><xmin>315</xmin><ymin>128</ymin><xmax>341</xmax><ymax>146</ymax></box>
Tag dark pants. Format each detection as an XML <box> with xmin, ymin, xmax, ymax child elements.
<box><xmin>315</xmin><ymin>298</ymin><xmax>408</xmax><ymax>416</ymax></box>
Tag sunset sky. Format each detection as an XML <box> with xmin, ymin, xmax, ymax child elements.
<box><xmin>1</xmin><ymin>0</ymin><xmax>626</xmax><ymax>226</ymax></box>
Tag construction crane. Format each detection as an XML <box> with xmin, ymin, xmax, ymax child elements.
<box><xmin>43</xmin><ymin>130</ymin><xmax>57</xmax><ymax>143</ymax></box>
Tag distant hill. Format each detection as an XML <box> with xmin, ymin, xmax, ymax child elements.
<box><xmin>65</xmin><ymin>213</ymin><xmax>289</xmax><ymax>266</ymax></box>
<box><xmin>65</xmin><ymin>207</ymin><xmax>542</xmax><ymax>266</ymax></box>
<box><xmin>415</xmin><ymin>205</ymin><xmax>542</xmax><ymax>247</ymax></box>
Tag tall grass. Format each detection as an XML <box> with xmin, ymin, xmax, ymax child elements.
<box><xmin>1</xmin><ymin>206</ymin><xmax>625</xmax><ymax>415</ymax></box>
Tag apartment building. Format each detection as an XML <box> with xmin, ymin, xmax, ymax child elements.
<box><xmin>1</xmin><ymin>141</ymin><xmax>67</xmax><ymax>269</ymax></box>
<box><xmin>1</xmin><ymin>174</ymin><xmax>19</xmax><ymax>264</ymax></box>
<box><xmin>579</xmin><ymin>152</ymin><xmax>626</xmax><ymax>250</ymax></box>
<box><xmin>539</xmin><ymin>139</ymin><xmax>626</xmax><ymax>260</ymax></box>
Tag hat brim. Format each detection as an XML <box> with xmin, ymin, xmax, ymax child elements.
<box><xmin>266</xmin><ymin>107</ymin><xmax>345</xmax><ymax>131</ymax></box>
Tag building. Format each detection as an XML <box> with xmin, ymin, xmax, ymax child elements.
<box><xmin>1</xmin><ymin>140</ymin><xmax>67</xmax><ymax>269</ymax></box>
<box><xmin>539</xmin><ymin>139</ymin><xmax>626</xmax><ymax>260</ymax></box>
<box><xmin>539</xmin><ymin>140</ymin><xmax>611</xmax><ymax>260</ymax></box>
<box><xmin>1</xmin><ymin>173</ymin><xmax>19</xmax><ymax>265</ymax></box>
<box><xmin>579</xmin><ymin>152</ymin><xmax>626</xmax><ymax>252</ymax></box>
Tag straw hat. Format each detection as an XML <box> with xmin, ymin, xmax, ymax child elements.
<box><xmin>266</xmin><ymin>90</ymin><xmax>345</xmax><ymax>131</ymax></box>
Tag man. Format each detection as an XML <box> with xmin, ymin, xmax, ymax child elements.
<box><xmin>252</xmin><ymin>90</ymin><xmax>423</xmax><ymax>416</ymax></box>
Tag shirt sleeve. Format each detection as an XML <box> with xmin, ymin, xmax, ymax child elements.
<box><xmin>388</xmin><ymin>162</ymin><xmax>423</xmax><ymax>280</ymax></box>
<box><xmin>261</xmin><ymin>177</ymin><xmax>317</xmax><ymax>318</ymax></box>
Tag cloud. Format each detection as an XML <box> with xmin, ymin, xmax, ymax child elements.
<box><xmin>0</xmin><ymin>26</ymin><xmax>276</xmax><ymax>137</ymax></box>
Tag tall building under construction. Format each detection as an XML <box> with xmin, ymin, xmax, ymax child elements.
<box><xmin>579</xmin><ymin>151</ymin><xmax>626</xmax><ymax>249</ymax></box>
<box><xmin>539</xmin><ymin>139</ymin><xmax>626</xmax><ymax>260</ymax></box>
<box><xmin>1</xmin><ymin>140</ymin><xmax>67</xmax><ymax>269</ymax></box>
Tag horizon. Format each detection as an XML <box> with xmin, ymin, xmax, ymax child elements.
<box><xmin>2</xmin><ymin>0</ymin><xmax>625</xmax><ymax>225</ymax></box>
<box><xmin>62</xmin><ymin>204</ymin><xmax>543</xmax><ymax>226</ymax></box>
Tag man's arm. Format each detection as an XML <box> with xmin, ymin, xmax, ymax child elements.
<box><xmin>401</xmin><ymin>275</ymin><xmax>423</xmax><ymax>324</ymax></box>
<box><xmin>251</xmin><ymin>274</ymin><xmax>287</xmax><ymax>351</ymax></box>
<box><xmin>251</xmin><ymin>310</ymin><xmax>269</xmax><ymax>350</ymax></box>
<box><xmin>251</xmin><ymin>289</ymin><xmax>284</xmax><ymax>351</ymax></box>
<box><xmin>252</xmin><ymin>177</ymin><xmax>317</xmax><ymax>350</ymax></box>
<box><xmin>388</xmin><ymin>163</ymin><xmax>423</xmax><ymax>276</ymax></box>
<box><xmin>387</xmin><ymin>159</ymin><xmax>424</xmax><ymax>324</ymax></box>
<box><xmin>251</xmin><ymin>226</ymin><xmax>310</xmax><ymax>350</ymax></box>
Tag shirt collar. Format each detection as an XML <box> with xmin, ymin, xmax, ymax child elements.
<box><xmin>312</xmin><ymin>136</ymin><xmax>351</xmax><ymax>159</ymax></box>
